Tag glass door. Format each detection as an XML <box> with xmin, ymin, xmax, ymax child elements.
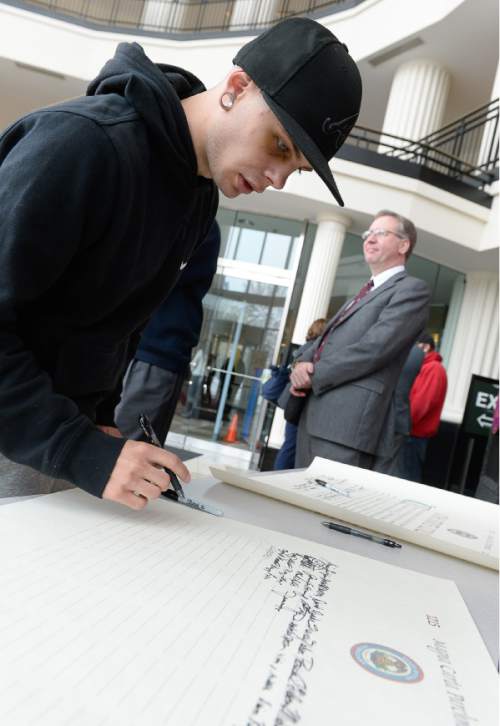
<box><xmin>168</xmin><ymin>208</ymin><xmax>306</xmax><ymax>455</ymax></box>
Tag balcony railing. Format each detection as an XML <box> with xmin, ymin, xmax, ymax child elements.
<box><xmin>417</xmin><ymin>100</ymin><xmax>499</xmax><ymax>180</ymax></box>
<box><xmin>7</xmin><ymin>0</ymin><xmax>366</xmax><ymax>34</ymax></box>
<box><xmin>339</xmin><ymin>100</ymin><xmax>499</xmax><ymax>206</ymax></box>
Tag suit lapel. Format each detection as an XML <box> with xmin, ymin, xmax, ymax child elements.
<box><xmin>331</xmin><ymin>271</ymin><xmax>407</xmax><ymax>329</ymax></box>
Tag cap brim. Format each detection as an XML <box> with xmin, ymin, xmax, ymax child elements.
<box><xmin>262</xmin><ymin>91</ymin><xmax>345</xmax><ymax>207</ymax></box>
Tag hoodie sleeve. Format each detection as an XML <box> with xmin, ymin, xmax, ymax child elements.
<box><xmin>135</xmin><ymin>220</ymin><xmax>221</xmax><ymax>373</ymax></box>
<box><xmin>0</xmin><ymin>111</ymin><xmax>126</xmax><ymax>496</ymax></box>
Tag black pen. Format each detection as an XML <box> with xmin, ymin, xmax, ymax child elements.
<box><xmin>138</xmin><ymin>414</ymin><xmax>186</xmax><ymax>500</ymax></box>
<box><xmin>321</xmin><ymin>521</ymin><xmax>402</xmax><ymax>548</ymax></box>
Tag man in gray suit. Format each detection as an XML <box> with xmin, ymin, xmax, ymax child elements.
<box><xmin>290</xmin><ymin>210</ymin><xmax>430</xmax><ymax>469</ymax></box>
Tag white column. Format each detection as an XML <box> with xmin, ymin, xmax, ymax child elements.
<box><xmin>268</xmin><ymin>214</ymin><xmax>349</xmax><ymax>450</ymax></box>
<box><xmin>477</xmin><ymin>65</ymin><xmax>499</xmax><ymax>172</ymax></box>
<box><xmin>439</xmin><ymin>275</ymin><xmax>466</xmax><ymax>368</ymax></box>
<box><xmin>230</xmin><ymin>0</ymin><xmax>280</xmax><ymax>30</ymax></box>
<box><xmin>444</xmin><ymin>272</ymin><xmax>499</xmax><ymax>422</ymax></box>
<box><xmin>292</xmin><ymin>215</ymin><xmax>349</xmax><ymax>344</ymax></box>
<box><xmin>380</xmin><ymin>59</ymin><xmax>450</xmax><ymax>152</ymax></box>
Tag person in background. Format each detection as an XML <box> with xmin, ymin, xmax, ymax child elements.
<box><xmin>288</xmin><ymin>210</ymin><xmax>430</xmax><ymax>470</ymax></box>
<box><xmin>115</xmin><ymin>222</ymin><xmax>220</xmax><ymax>442</ymax></box>
<box><xmin>263</xmin><ymin>319</ymin><xmax>326</xmax><ymax>470</ymax></box>
<box><xmin>399</xmin><ymin>333</ymin><xmax>448</xmax><ymax>482</ymax></box>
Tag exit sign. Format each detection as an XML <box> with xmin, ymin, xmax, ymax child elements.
<box><xmin>462</xmin><ymin>375</ymin><xmax>499</xmax><ymax>437</ymax></box>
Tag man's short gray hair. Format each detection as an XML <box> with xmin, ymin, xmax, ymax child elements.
<box><xmin>374</xmin><ymin>209</ymin><xmax>417</xmax><ymax>260</ymax></box>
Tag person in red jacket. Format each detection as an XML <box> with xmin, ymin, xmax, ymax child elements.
<box><xmin>399</xmin><ymin>333</ymin><xmax>448</xmax><ymax>482</ymax></box>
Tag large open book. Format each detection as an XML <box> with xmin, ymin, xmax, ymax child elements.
<box><xmin>210</xmin><ymin>458</ymin><xmax>499</xmax><ymax>570</ymax></box>
<box><xmin>0</xmin><ymin>490</ymin><xmax>497</xmax><ymax>725</ymax></box>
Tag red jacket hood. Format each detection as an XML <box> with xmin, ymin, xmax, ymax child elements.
<box><xmin>423</xmin><ymin>351</ymin><xmax>443</xmax><ymax>365</ymax></box>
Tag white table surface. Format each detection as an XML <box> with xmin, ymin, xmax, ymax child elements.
<box><xmin>186</xmin><ymin>475</ymin><xmax>499</xmax><ymax>667</ymax></box>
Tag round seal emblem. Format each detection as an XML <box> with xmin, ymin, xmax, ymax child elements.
<box><xmin>351</xmin><ymin>643</ymin><xmax>424</xmax><ymax>683</ymax></box>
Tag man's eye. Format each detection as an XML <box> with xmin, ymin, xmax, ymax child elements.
<box><xmin>277</xmin><ymin>138</ymin><xmax>289</xmax><ymax>153</ymax></box>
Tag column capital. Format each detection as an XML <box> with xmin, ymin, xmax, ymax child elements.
<box><xmin>382</xmin><ymin>57</ymin><xmax>450</xmax><ymax>143</ymax></box>
<box><xmin>396</xmin><ymin>57</ymin><xmax>448</xmax><ymax>74</ymax></box>
<box><xmin>315</xmin><ymin>211</ymin><xmax>351</xmax><ymax>229</ymax></box>
<box><xmin>466</xmin><ymin>270</ymin><xmax>499</xmax><ymax>284</ymax></box>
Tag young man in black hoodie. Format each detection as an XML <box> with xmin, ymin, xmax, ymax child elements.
<box><xmin>0</xmin><ymin>18</ymin><xmax>362</xmax><ymax>509</ymax></box>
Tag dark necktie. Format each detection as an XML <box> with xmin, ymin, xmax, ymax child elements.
<box><xmin>313</xmin><ymin>279</ymin><xmax>374</xmax><ymax>362</ymax></box>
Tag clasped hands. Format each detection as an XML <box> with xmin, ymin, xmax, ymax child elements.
<box><xmin>290</xmin><ymin>361</ymin><xmax>314</xmax><ymax>397</ymax></box>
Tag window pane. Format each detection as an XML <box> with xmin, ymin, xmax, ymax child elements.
<box><xmin>260</xmin><ymin>232</ymin><xmax>290</xmax><ymax>268</ymax></box>
<box><xmin>216</xmin><ymin>208</ymin><xmax>305</xmax><ymax>270</ymax></box>
<box><xmin>433</xmin><ymin>264</ymin><xmax>463</xmax><ymax>305</ymax></box>
<box><xmin>287</xmin><ymin>236</ymin><xmax>301</xmax><ymax>269</ymax></box>
<box><xmin>405</xmin><ymin>255</ymin><xmax>439</xmax><ymax>292</ymax></box>
<box><xmin>234</xmin><ymin>228</ymin><xmax>264</xmax><ymax>263</ymax></box>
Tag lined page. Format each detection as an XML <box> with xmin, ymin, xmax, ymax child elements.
<box><xmin>0</xmin><ymin>490</ymin><xmax>497</xmax><ymax>725</ymax></box>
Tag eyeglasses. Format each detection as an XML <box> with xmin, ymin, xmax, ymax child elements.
<box><xmin>361</xmin><ymin>228</ymin><xmax>406</xmax><ymax>242</ymax></box>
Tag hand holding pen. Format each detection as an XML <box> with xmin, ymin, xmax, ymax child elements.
<box><xmin>137</xmin><ymin>414</ymin><xmax>223</xmax><ymax>517</ymax></box>
<box><xmin>138</xmin><ymin>414</ymin><xmax>187</xmax><ymax>501</ymax></box>
<box><xmin>101</xmin><ymin>419</ymin><xmax>190</xmax><ymax>510</ymax></box>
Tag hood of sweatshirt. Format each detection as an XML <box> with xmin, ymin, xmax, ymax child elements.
<box><xmin>423</xmin><ymin>351</ymin><xmax>443</xmax><ymax>365</ymax></box>
<box><xmin>87</xmin><ymin>42</ymin><xmax>206</xmax><ymax>189</ymax></box>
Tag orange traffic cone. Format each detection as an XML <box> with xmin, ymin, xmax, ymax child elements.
<box><xmin>224</xmin><ymin>413</ymin><xmax>239</xmax><ymax>443</ymax></box>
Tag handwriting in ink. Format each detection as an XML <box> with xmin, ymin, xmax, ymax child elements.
<box><xmin>247</xmin><ymin>548</ymin><xmax>337</xmax><ymax>725</ymax></box>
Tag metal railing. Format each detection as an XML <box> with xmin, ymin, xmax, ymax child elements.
<box><xmin>343</xmin><ymin>100</ymin><xmax>499</xmax><ymax>195</ymax></box>
<box><xmin>10</xmin><ymin>0</ymin><xmax>365</xmax><ymax>34</ymax></box>
<box><xmin>417</xmin><ymin>99</ymin><xmax>499</xmax><ymax>180</ymax></box>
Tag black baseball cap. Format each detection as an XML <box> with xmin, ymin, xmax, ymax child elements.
<box><xmin>234</xmin><ymin>17</ymin><xmax>362</xmax><ymax>206</ymax></box>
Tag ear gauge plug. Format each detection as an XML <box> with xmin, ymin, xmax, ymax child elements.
<box><xmin>219</xmin><ymin>92</ymin><xmax>235</xmax><ymax>110</ymax></box>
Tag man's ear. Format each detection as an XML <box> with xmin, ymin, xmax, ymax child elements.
<box><xmin>225</xmin><ymin>68</ymin><xmax>253</xmax><ymax>99</ymax></box>
<box><xmin>399</xmin><ymin>238</ymin><xmax>410</xmax><ymax>257</ymax></box>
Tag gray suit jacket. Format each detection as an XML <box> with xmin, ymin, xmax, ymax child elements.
<box><xmin>283</xmin><ymin>271</ymin><xmax>430</xmax><ymax>457</ymax></box>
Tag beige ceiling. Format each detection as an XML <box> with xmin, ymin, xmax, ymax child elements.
<box><xmin>0</xmin><ymin>56</ymin><xmax>86</xmax><ymax>130</ymax></box>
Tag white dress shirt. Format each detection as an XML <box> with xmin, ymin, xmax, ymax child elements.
<box><xmin>371</xmin><ymin>265</ymin><xmax>405</xmax><ymax>289</ymax></box>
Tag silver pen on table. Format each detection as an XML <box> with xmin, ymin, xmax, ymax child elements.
<box><xmin>321</xmin><ymin>521</ymin><xmax>402</xmax><ymax>548</ymax></box>
<box><xmin>314</xmin><ymin>478</ymin><xmax>351</xmax><ymax>497</ymax></box>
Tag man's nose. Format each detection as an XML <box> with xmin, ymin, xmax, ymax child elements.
<box><xmin>266</xmin><ymin>165</ymin><xmax>291</xmax><ymax>190</ymax></box>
